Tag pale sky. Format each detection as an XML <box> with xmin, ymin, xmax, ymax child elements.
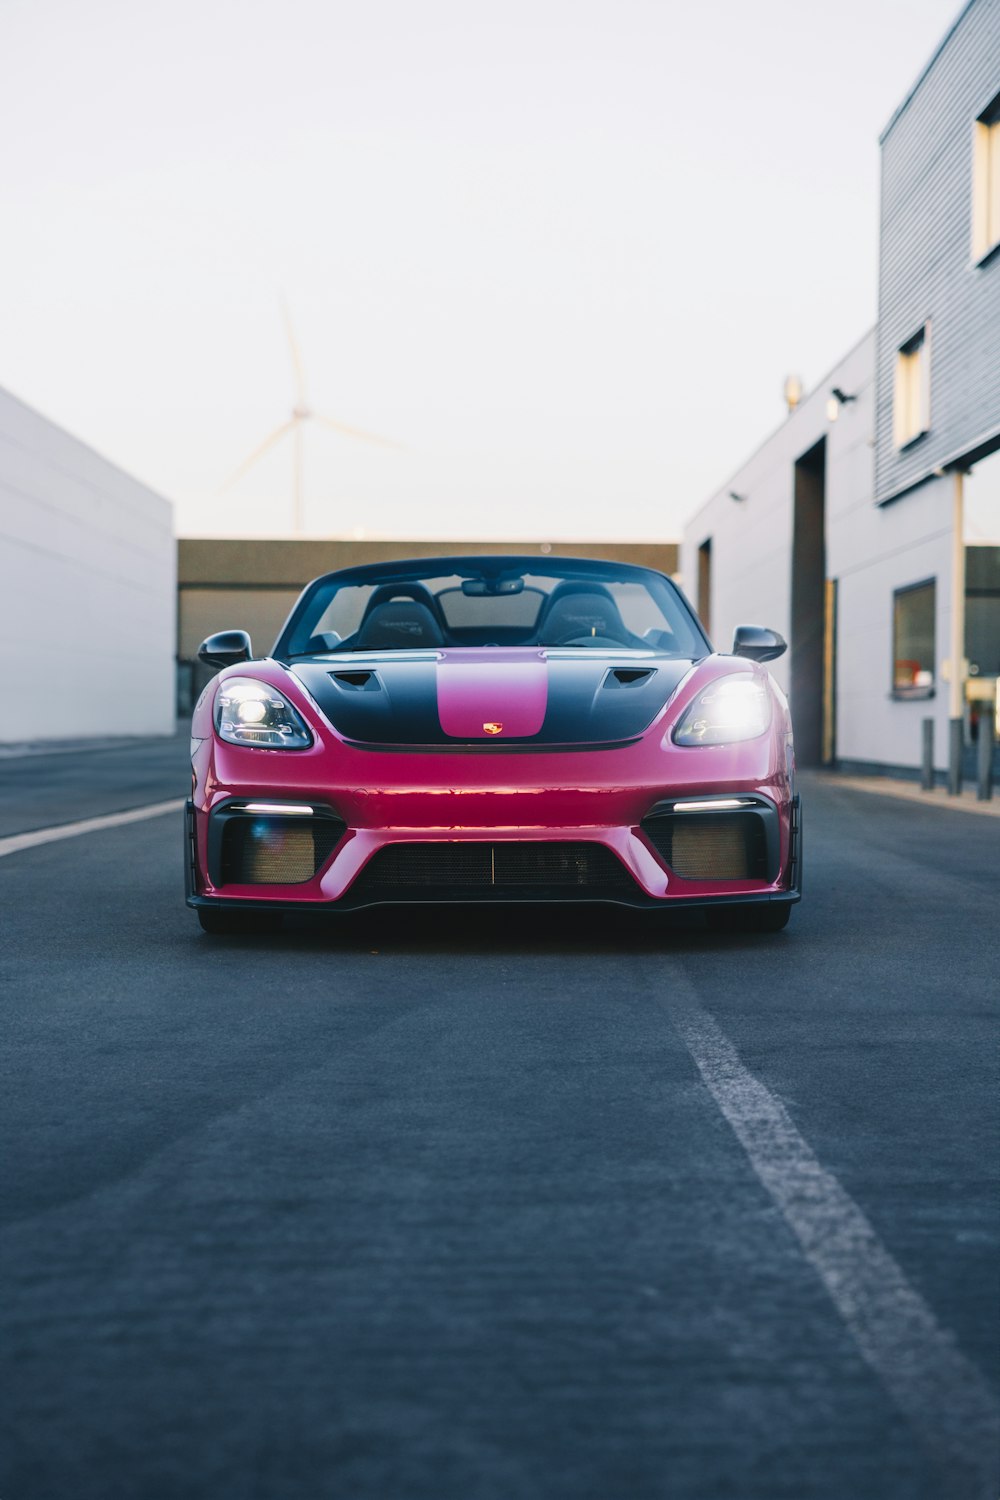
<box><xmin>0</xmin><ymin>0</ymin><xmax>964</xmax><ymax>541</ymax></box>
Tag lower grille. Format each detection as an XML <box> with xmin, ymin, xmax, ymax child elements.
<box><xmin>353</xmin><ymin>841</ymin><xmax>635</xmax><ymax>896</ymax></box>
<box><xmin>642</xmin><ymin>811</ymin><xmax>769</xmax><ymax>881</ymax></box>
<box><xmin>221</xmin><ymin>815</ymin><xmax>343</xmax><ymax>885</ymax></box>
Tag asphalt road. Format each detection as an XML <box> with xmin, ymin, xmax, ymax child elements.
<box><xmin>1</xmin><ymin>740</ymin><xmax>997</xmax><ymax>1500</ymax></box>
<box><xmin>0</xmin><ymin>729</ymin><xmax>190</xmax><ymax>837</ymax></box>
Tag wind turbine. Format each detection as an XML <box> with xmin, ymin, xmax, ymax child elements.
<box><xmin>218</xmin><ymin>303</ymin><xmax>400</xmax><ymax>535</ymax></box>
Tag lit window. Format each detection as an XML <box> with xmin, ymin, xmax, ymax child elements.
<box><xmin>972</xmin><ymin>92</ymin><xmax>1000</xmax><ymax>262</ymax></box>
<box><xmin>892</xmin><ymin>579</ymin><xmax>935</xmax><ymax>698</ymax></box>
<box><xmin>893</xmin><ymin>325</ymin><xmax>930</xmax><ymax>449</ymax></box>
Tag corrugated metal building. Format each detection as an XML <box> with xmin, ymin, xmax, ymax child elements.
<box><xmin>682</xmin><ymin>0</ymin><xmax>1000</xmax><ymax>779</ymax></box>
<box><xmin>876</xmin><ymin>0</ymin><xmax>1000</xmax><ymax>502</ymax></box>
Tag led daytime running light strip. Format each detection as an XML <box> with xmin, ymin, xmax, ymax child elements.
<box><xmin>240</xmin><ymin>802</ymin><xmax>315</xmax><ymax>816</ymax></box>
<box><xmin>672</xmin><ymin>798</ymin><xmax>752</xmax><ymax>812</ymax></box>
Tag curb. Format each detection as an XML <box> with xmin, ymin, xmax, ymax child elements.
<box><xmin>823</xmin><ymin>774</ymin><xmax>1000</xmax><ymax>818</ymax></box>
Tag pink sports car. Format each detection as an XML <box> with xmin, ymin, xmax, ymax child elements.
<box><xmin>186</xmin><ymin>555</ymin><xmax>800</xmax><ymax>934</ymax></box>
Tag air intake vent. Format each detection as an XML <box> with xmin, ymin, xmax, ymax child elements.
<box><xmin>605</xmin><ymin>667</ymin><xmax>655</xmax><ymax>688</ymax></box>
<box><xmin>353</xmin><ymin>841</ymin><xmax>635</xmax><ymax>896</ymax></box>
<box><xmin>220</xmin><ymin>815</ymin><xmax>344</xmax><ymax>885</ymax></box>
<box><xmin>642</xmin><ymin>811</ymin><xmax>768</xmax><ymax>881</ymax></box>
<box><xmin>332</xmin><ymin>670</ymin><xmax>379</xmax><ymax>690</ymax></box>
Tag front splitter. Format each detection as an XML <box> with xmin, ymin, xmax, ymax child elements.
<box><xmin>187</xmin><ymin>888</ymin><xmax>801</xmax><ymax>915</ymax></box>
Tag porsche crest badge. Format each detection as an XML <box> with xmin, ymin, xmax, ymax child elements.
<box><xmin>483</xmin><ymin>721</ymin><xmax>503</xmax><ymax>735</ymax></box>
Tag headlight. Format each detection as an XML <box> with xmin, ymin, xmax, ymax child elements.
<box><xmin>214</xmin><ymin>678</ymin><xmax>313</xmax><ymax>749</ymax></box>
<box><xmin>672</xmin><ymin>675</ymin><xmax>771</xmax><ymax>746</ymax></box>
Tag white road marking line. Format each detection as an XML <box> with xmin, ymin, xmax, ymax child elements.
<box><xmin>0</xmin><ymin>799</ymin><xmax>184</xmax><ymax>858</ymax></box>
<box><xmin>669</xmin><ymin>985</ymin><xmax>1000</xmax><ymax>1500</ymax></box>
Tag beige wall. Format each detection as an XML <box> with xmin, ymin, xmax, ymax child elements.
<box><xmin>179</xmin><ymin>587</ymin><xmax>300</xmax><ymax>659</ymax></box>
<box><xmin>178</xmin><ymin>538</ymin><xmax>679</xmax><ymax>659</ymax></box>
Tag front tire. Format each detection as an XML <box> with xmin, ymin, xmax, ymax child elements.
<box><xmin>707</xmin><ymin>903</ymin><xmax>792</xmax><ymax>934</ymax></box>
<box><xmin>197</xmin><ymin>907</ymin><xmax>283</xmax><ymax>936</ymax></box>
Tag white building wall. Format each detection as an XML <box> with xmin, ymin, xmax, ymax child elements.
<box><xmin>831</xmin><ymin>466</ymin><xmax>955</xmax><ymax>773</ymax></box>
<box><xmin>0</xmin><ymin>387</ymin><xmax>175</xmax><ymax>741</ymax></box>
<box><xmin>681</xmin><ymin>330</ymin><xmax>959</xmax><ymax>775</ymax></box>
<box><xmin>680</xmin><ymin>441</ymin><xmax>796</xmax><ymax>698</ymax></box>
<box><xmin>681</xmin><ymin>333</ymin><xmax>877</xmax><ymax>705</ymax></box>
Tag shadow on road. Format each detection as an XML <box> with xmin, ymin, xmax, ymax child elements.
<box><xmin>197</xmin><ymin>904</ymin><xmax>794</xmax><ymax>958</ymax></box>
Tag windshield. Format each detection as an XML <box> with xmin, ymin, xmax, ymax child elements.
<box><xmin>279</xmin><ymin>556</ymin><xmax>708</xmax><ymax>658</ymax></box>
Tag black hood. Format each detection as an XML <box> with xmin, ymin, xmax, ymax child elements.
<box><xmin>290</xmin><ymin>648</ymin><xmax>694</xmax><ymax>747</ymax></box>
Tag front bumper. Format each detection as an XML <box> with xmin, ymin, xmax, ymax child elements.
<box><xmin>185</xmin><ymin>792</ymin><xmax>802</xmax><ymax>914</ymax></box>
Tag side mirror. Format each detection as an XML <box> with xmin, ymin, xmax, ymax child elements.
<box><xmin>732</xmin><ymin>624</ymin><xmax>786</xmax><ymax>663</ymax></box>
<box><xmin>198</xmin><ymin>630</ymin><xmax>253</xmax><ymax>669</ymax></box>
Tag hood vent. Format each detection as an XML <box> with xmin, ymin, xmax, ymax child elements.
<box><xmin>605</xmin><ymin>667</ymin><xmax>655</xmax><ymax>688</ymax></box>
<box><xmin>331</xmin><ymin>670</ymin><xmax>380</xmax><ymax>691</ymax></box>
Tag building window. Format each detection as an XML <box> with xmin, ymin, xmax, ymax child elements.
<box><xmin>892</xmin><ymin>579</ymin><xmax>935</xmax><ymax>698</ymax></box>
<box><xmin>893</xmin><ymin>324</ymin><xmax>930</xmax><ymax>448</ymax></box>
<box><xmin>972</xmin><ymin>91</ymin><xmax>1000</xmax><ymax>262</ymax></box>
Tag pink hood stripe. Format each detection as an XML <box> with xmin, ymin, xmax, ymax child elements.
<box><xmin>436</xmin><ymin>649</ymin><xmax>548</xmax><ymax>738</ymax></box>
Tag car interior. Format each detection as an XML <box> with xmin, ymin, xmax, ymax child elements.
<box><xmin>292</xmin><ymin>565</ymin><xmax>703</xmax><ymax>657</ymax></box>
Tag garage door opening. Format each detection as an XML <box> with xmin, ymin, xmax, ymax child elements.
<box><xmin>791</xmin><ymin>438</ymin><xmax>829</xmax><ymax>766</ymax></box>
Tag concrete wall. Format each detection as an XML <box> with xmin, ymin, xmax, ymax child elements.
<box><xmin>177</xmin><ymin>538</ymin><xmax>679</xmax><ymax>661</ymax></box>
<box><xmin>0</xmin><ymin>387</ymin><xmax>175</xmax><ymax>742</ymax></box>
